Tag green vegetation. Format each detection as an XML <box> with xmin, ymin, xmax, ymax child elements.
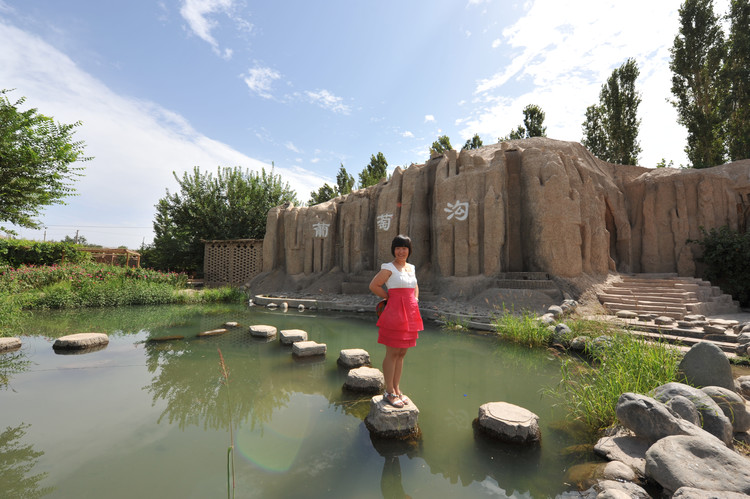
<box><xmin>0</xmin><ymin>238</ymin><xmax>90</xmax><ymax>267</ymax></box>
<box><xmin>358</xmin><ymin>152</ymin><xmax>388</xmax><ymax>188</ymax></box>
<box><xmin>0</xmin><ymin>89</ymin><xmax>90</xmax><ymax>234</ymax></box>
<box><xmin>690</xmin><ymin>225</ymin><xmax>750</xmax><ymax>307</ymax></box>
<box><xmin>0</xmin><ymin>262</ymin><xmax>245</xmax><ymax>337</ymax></box>
<box><xmin>500</xmin><ymin>104</ymin><xmax>547</xmax><ymax>141</ymax></box>
<box><xmin>429</xmin><ymin>135</ymin><xmax>453</xmax><ymax>157</ymax></box>
<box><xmin>462</xmin><ymin>133</ymin><xmax>483</xmax><ymax>151</ymax></box>
<box><xmin>492</xmin><ymin>311</ymin><xmax>551</xmax><ymax>347</ymax></box>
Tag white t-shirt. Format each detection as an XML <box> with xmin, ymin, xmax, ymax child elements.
<box><xmin>381</xmin><ymin>262</ymin><xmax>418</xmax><ymax>289</ymax></box>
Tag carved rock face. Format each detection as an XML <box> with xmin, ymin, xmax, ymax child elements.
<box><xmin>259</xmin><ymin>138</ymin><xmax>750</xmax><ymax>293</ymax></box>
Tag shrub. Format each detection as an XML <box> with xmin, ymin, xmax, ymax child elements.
<box><xmin>690</xmin><ymin>225</ymin><xmax>750</xmax><ymax>306</ymax></box>
<box><xmin>0</xmin><ymin>239</ymin><xmax>89</xmax><ymax>267</ymax></box>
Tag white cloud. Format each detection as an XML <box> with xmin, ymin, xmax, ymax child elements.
<box><xmin>424</xmin><ymin>114</ymin><xmax>435</xmax><ymax>123</ymax></box>
<box><xmin>243</xmin><ymin>65</ymin><xmax>281</xmax><ymax>99</ymax></box>
<box><xmin>0</xmin><ymin>20</ymin><xmax>325</xmax><ymax>247</ymax></box>
<box><xmin>491</xmin><ymin>38</ymin><xmax>501</xmax><ymax>49</ymax></box>
<box><xmin>285</xmin><ymin>141</ymin><xmax>300</xmax><ymax>153</ymax></box>
<box><xmin>402</xmin><ymin>131</ymin><xmax>414</xmax><ymax>138</ymax></box>
<box><xmin>304</xmin><ymin>89</ymin><xmax>351</xmax><ymax>114</ymax></box>
<box><xmin>461</xmin><ymin>0</ymin><xmax>690</xmax><ymax>167</ymax></box>
<box><xmin>179</xmin><ymin>0</ymin><xmax>241</xmax><ymax>58</ymax></box>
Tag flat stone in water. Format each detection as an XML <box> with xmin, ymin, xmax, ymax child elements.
<box><xmin>476</xmin><ymin>401</ymin><xmax>541</xmax><ymax>444</ymax></box>
<box><xmin>53</xmin><ymin>333</ymin><xmax>109</xmax><ymax>350</ymax></box>
<box><xmin>147</xmin><ymin>335</ymin><xmax>186</xmax><ymax>342</ymax></box>
<box><xmin>292</xmin><ymin>341</ymin><xmax>326</xmax><ymax>357</ymax></box>
<box><xmin>343</xmin><ymin>366</ymin><xmax>383</xmax><ymax>393</ymax></box>
<box><xmin>279</xmin><ymin>329</ymin><xmax>308</xmax><ymax>345</ymax></box>
<box><xmin>249</xmin><ymin>325</ymin><xmax>277</xmax><ymax>338</ymax></box>
<box><xmin>338</xmin><ymin>348</ymin><xmax>370</xmax><ymax>368</ymax></box>
<box><xmin>364</xmin><ymin>395</ymin><xmax>420</xmax><ymax>439</ymax></box>
<box><xmin>197</xmin><ymin>328</ymin><xmax>228</xmax><ymax>337</ymax></box>
<box><xmin>0</xmin><ymin>337</ymin><xmax>22</xmax><ymax>352</ymax></box>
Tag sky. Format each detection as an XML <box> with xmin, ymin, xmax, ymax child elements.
<box><xmin>0</xmin><ymin>0</ymin><xmax>731</xmax><ymax>249</ymax></box>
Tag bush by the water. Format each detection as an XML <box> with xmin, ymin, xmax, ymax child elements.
<box><xmin>0</xmin><ymin>239</ymin><xmax>90</xmax><ymax>267</ymax></box>
<box><xmin>0</xmin><ymin>263</ymin><xmax>244</xmax><ymax>336</ymax></box>
<box><xmin>690</xmin><ymin>225</ymin><xmax>750</xmax><ymax>307</ymax></box>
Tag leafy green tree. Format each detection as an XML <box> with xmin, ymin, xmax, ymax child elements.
<box><xmin>670</xmin><ymin>0</ymin><xmax>726</xmax><ymax>168</ymax></box>
<box><xmin>150</xmin><ymin>166</ymin><xmax>298</xmax><ymax>273</ymax></box>
<box><xmin>724</xmin><ymin>0</ymin><xmax>750</xmax><ymax>161</ymax></box>
<box><xmin>499</xmin><ymin>104</ymin><xmax>547</xmax><ymax>141</ymax></box>
<box><xmin>308</xmin><ymin>183</ymin><xmax>337</xmax><ymax>206</ymax></box>
<box><xmin>462</xmin><ymin>133</ymin><xmax>483</xmax><ymax>151</ymax></box>
<box><xmin>336</xmin><ymin>164</ymin><xmax>354</xmax><ymax>195</ymax></box>
<box><xmin>582</xmin><ymin>58</ymin><xmax>642</xmax><ymax>165</ymax></box>
<box><xmin>429</xmin><ymin>135</ymin><xmax>453</xmax><ymax>157</ymax></box>
<box><xmin>0</xmin><ymin>89</ymin><xmax>90</xmax><ymax>233</ymax></box>
<box><xmin>358</xmin><ymin>152</ymin><xmax>388</xmax><ymax>188</ymax></box>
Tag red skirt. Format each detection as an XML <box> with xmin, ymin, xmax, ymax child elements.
<box><xmin>376</xmin><ymin>288</ymin><xmax>424</xmax><ymax>348</ymax></box>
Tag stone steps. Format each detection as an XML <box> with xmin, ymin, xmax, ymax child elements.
<box><xmin>598</xmin><ymin>274</ymin><xmax>739</xmax><ymax>320</ymax></box>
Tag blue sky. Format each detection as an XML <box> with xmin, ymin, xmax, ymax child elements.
<box><xmin>0</xmin><ymin>0</ymin><xmax>730</xmax><ymax>248</ymax></box>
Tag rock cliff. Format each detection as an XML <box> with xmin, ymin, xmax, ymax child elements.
<box><xmin>254</xmin><ymin>138</ymin><xmax>750</xmax><ymax>299</ymax></box>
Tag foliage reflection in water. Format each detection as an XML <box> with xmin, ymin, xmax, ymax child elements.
<box><xmin>0</xmin><ymin>303</ymin><xmax>593</xmax><ymax>498</ymax></box>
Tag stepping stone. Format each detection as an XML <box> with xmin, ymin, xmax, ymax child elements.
<box><xmin>703</xmin><ymin>324</ymin><xmax>727</xmax><ymax>335</ymax></box>
<box><xmin>475</xmin><ymin>401</ymin><xmax>541</xmax><ymax>444</ymax></box>
<box><xmin>616</xmin><ymin>310</ymin><xmax>638</xmax><ymax>319</ymax></box>
<box><xmin>249</xmin><ymin>325</ymin><xmax>277</xmax><ymax>339</ymax></box>
<box><xmin>147</xmin><ymin>335</ymin><xmax>185</xmax><ymax>343</ymax></box>
<box><xmin>364</xmin><ymin>394</ymin><xmax>420</xmax><ymax>439</ymax></box>
<box><xmin>654</xmin><ymin>316</ymin><xmax>675</xmax><ymax>326</ymax></box>
<box><xmin>684</xmin><ymin>314</ymin><xmax>706</xmax><ymax>322</ymax></box>
<box><xmin>343</xmin><ymin>366</ymin><xmax>384</xmax><ymax>393</ymax></box>
<box><xmin>292</xmin><ymin>341</ymin><xmax>326</xmax><ymax>357</ymax></box>
<box><xmin>53</xmin><ymin>333</ymin><xmax>109</xmax><ymax>350</ymax></box>
<box><xmin>638</xmin><ymin>313</ymin><xmax>657</xmax><ymax>322</ymax></box>
<box><xmin>224</xmin><ymin>322</ymin><xmax>240</xmax><ymax>327</ymax></box>
<box><xmin>338</xmin><ymin>348</ymin><xmax>370</xmax><ymax>368</ymax></box>
<box><xmin>197</xmin><ymin>328</ymin><xmax>228</xmax><ymax>337</ymax></box>
<box><xmin>279</xmin><ymin>329</ymin><xmax>308</xmax><ymax>345</ymax></box>
<box><xmin>0</xmin><ymin>337</ymin><xmax>22</xmax><ymax>352</ymax></box>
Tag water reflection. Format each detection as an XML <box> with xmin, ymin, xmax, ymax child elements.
<box><xmin>0</xmin><ymin>349</ymin><xmax>30</xmax><ymax>390</ymax></box>
<box><xmin>371</xmin><ymin>437</ymin><xmax>419</xmax><ymax>499</ymax></box>
<box><xmin>0</xmin><ymin>423</ymin><xmax>54</xmax><ymax>498</ymax></box>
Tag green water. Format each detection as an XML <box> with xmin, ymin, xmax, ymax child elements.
<box><xmin>0</xmin><ymin>304</ymin><xmax>591</xmax><ymax>498</ymax></box>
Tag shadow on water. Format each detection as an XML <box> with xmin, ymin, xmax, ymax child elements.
<box><xmin>0</xmin><ymin>423</ymin><xmax>54</xmax><ymax>498</ymax></box>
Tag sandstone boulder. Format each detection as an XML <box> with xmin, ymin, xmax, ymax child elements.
<box><xmin>474</xmin><ymin>402</ymin><xmax>541</xmax><ymax>444</ymax></box>
<box><xmin>672</xmin><ymin>487</ymin><xmax>750</xmax><ymax>499</ymax></box>
<box><xmin>736</xmin><ymin>375</ymin><xmax>750</xmax><ymax>400</ymax></box>
<box><xmin>0</xmin><ymin>337</ymin><xmax>21</xmax><ymax>352</ymax></box>
<box><xmin>701</xmin><ymin>386</ymin><xmax>750</xmax><ymax>433</ymax></box>
<box><xmin>664</xmin><ymin>395</ymin><xmax>701</xmax><ymax>426</ymax></box>
<box><xmin>593</xmin><ymin>434</ymin><xmax>648</xmax><ymax>477</ymax></box>
<box><xmin>645</xmin><ymin>435</ymin><xmax>750</xmax><ymax>495</ymax></box>
<box><xmin>677</xmin><ymin>341</ymin><xmax>734</xmax><ymax>391</ymax></box>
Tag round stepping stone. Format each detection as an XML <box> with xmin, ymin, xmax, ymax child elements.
<box><xmin>53</xmin><ymin>333</ymin><xmax>109</xmax><ymax>350</ymax></box>
<box><xmin>343</xmin><ymin>366</ymin><xmax>384</xmax><ymax>393</ymax></box>
<box><xmin>298</xmin><ymin>304</ymin><xmax>305</xmax><ymax>311</ymax></box>
<box><xmin>338</xmin><ymin>348</ymin><xmax>371</xmax><ymax>368</ymax></box>
<box><xmin>654</xmin><ymin>316</ymin><xmax>674</xmax><ymax>326</ymax></box>
<box><xmin>224</xmin><ymin>322</ymin><xmax>240</xmax><ymax>328</ymax></box>
<box><xmin>475</xmin><ymin>401</ymin><xmax>541</xmax><ymax>444</ymax></box>
<box><xmin>249</xmin><ymin>325</ymin><xmax>277</xmax><ymax>338</ymax></box>
<box><xmin>684</xmin><ymin>314</ymin><xmax>706</xmax><ymax>322</ymax></box>
<box><xmin>0</xmin><ymin>337</ymin><xmax>22</xmax><ymax>352</ymax></box>
<box><xmin>279</xmin><ymin>329</ymin><xmax>308</xmax><ymax>345</ymax></box>
<box><xmin>197</xmin><ymin>328</ymin><xmax>228</xmax><ymax>337</ymax></box>
<box><xmin>638</xmin><ymin>313</ymin><xmax>657</xmax><ymax>322</ymax></box>
<box><xmin>677</xmin><ymin>321</ymin><xmax>699</xmax><ymax>329</ymax></box>
<box><xmin>280</xmin><ymin>302</ymin><xmax>289</xmax><ymax>311</ymax></box>
<box><xmin>364</xmin><ymin>395</ymin><xmax>420</xmax><ymax>439</ymax></box>
<box><xmin>292</xmin><ymin>341</ymin><xmax>326</xmax><ymax>357</ymax></box>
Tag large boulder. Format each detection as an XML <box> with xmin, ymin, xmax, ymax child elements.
<box><xmin>645</xmin><ymin>435</ymin><xmax>750</xmax><ymax>495</ymax></box>
<box><xmin>672</xmin><ymin>487</ymin><xmax>750</xmax><ymax>499</ymax></box>
<box><xmin>0</xmin><ymin>337</ymin><xmax>21</xmax><ymax>352</ymax></box>
<box><xmin>736</xmin><ymin>375</ymin><xmax>750</xmax><ymax>400</ymax></box>
<box><xmin>701</xmin><ymin>386</ymin><xmax>750</xmax><ymax>433</ymax></box>
<box><xmin>615</xmin><ymin>392</ymin><xmax>725</xmax><ymax>444</ymax></box>
<box><xmin>652</xmin><ymin>383</ymin><xmax>733</xmax><ymax>445</ymax></box>
<box><xmin>474</xmin><ymin>402</ymin><xmax>541</xmax><ymax>444</ymax></box>
<box><xmin>677</xmin><ymin>341</ymin><xmax>734</xmax><ymax>391</ymax></box>
<box><xmin>52</xmin><ymin>333</ymin><xmax>109</xmax><ymax>350</ymax></box>
<box><xmin>593</xmin><ymin>434</ymin><xmax>649</xmax><ymax>477</ymax></box>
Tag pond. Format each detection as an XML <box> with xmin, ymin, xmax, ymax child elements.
<box><xmin>0</xmin><ymin>303</ymin><xmax>591</xmax><ymax>498</ymax></box>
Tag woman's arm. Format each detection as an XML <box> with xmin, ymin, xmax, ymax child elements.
<box><xmin>369</xmin><ymin>269</ymin><xmax>391</xmax><ymax>300</ymax></box>
<box><xmin>414</xmin><ymin>283</ymin><xmax>419</xmax><ymax>301</ymax></box>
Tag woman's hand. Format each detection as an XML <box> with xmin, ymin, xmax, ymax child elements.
<box><xmin>369</xmin><ymin>269</ymin><xmax>391</xmax><ymax>300</ymax></box>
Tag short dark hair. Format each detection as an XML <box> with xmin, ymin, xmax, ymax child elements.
<box><xmin>391</xmin><ymin>234</ymin><xmax>412</xmax><ymax>257</ymax></box>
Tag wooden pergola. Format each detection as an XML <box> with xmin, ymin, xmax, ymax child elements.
<box><xmin>80</xmin><ymin>248</ymin><xmax>141</xmax><ymax>268</ymax></box>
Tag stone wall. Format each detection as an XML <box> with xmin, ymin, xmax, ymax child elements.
<box><xmin>254</xmin><ymin>138</ymin><xmax>750</xmax><ymax>297</ymax></box>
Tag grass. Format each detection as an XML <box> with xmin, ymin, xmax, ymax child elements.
<box><xmin>491</xmin><ymin>310</ymin><xmax>552</xmax><ymax>347</ymax></box>
<box><xmin>0</xmin><ymin>263</ymin><xmax>246</xmax><ymax>337</ymax></box>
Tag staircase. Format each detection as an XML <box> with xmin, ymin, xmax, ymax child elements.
<box><xmin>597</xmin><ymin>274</ymin><xmax>739</xmax><ymax>320</ymax></box>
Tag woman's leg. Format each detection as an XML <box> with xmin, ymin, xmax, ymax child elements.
<box><xmin>389</xmin><ymin>347</ymin><xmax>408</xmax><ymax>397</ymax></box>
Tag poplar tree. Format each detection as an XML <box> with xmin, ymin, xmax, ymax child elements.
<box><xmin>500</xmin><ymin>104</ymin><xmax>547</xmax><ymax>141</ymax></box>
<box><xmin>462</xmin><ymin>133</ymin><xmax>483</xmax><ymax>151</ymax></box>
<box><xmin>358</xmin><ymin>152</ymin><xmax>388</xmax><ymax>188</ymax></box>
<box><xmin>670</xmin><ymin>0</ymin><xmax>726</xmax><ymax>168</ymax></box>
<box><xmin>429</xmin><ymin>135</ymin><xmax>453</xmax><ymax>156</ymax></box>
<box><xmin>724</xmin><ymin>0</ymin><xmax>750</xmax><ymax>161</ymax></box>
<box><xmin>582</xmin><ymin>58</ymin><xmax>642</xmax><ymax>165</ymax></box>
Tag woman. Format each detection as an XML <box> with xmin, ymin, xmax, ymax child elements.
<box><xmin>368</xmin><ymin>234</ymin><xmax>424</xmax><ymax>408</ymax></box>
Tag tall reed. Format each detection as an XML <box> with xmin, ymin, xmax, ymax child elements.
<box><xmin>491</xmin><ymin>310</ymin><xmax>552</xmax><ymax>347</ymax></box>
<box><xmin>218</xmin><ymin>348</ymin><xmax>235</xmax><ymax>499</ymax></box>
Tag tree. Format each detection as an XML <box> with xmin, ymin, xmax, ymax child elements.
<box><xmin>429</xmin><ymin>135</ymin><xmax>453</xmax><ymax>157</ymax></box>
<box><xmin>358</xmin><ymin>152</ymin><xmax>388</xmax><ymax>188</ymax></box>
<box><xmin>462</xmin><ymin>134</ymin><xmax>483</xmax><ymax>151</ymax></box>
<box><xmin>499</xmin><ymin>104</ymin><xmax>547</xmax><ymax>141</ymax></box>
<box><xmin>308</xmin><ymin>183</ymin><xmax>337</xmax><ymax>206</ymax></box>
<box><xmin>0</xmin><ymin>89</ymin><xmax>90</xmax><ymax>233</ymax></box>
<box><xmin>724</xmin><ymin>0</ymin><xmax>750</xmax><ymax>161</ymax></box>
<box><xmin>150</xmin><ymin>166</ymin><xmax>298</xmax><ymax>273</ymax></box>
<box><xmin>670</xmin><ymin>0</ymin><xmax>726</xmax><ymax>168</ymax></box>
<box><xmin>582</xmin><ymin>59</ymin><xmax>642</xmax><ymax>165</ymax></box>
<box><xmin>336</xmin><ymin>164</ymin><xmax>354</xmax><ymax>195</ymax></box>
